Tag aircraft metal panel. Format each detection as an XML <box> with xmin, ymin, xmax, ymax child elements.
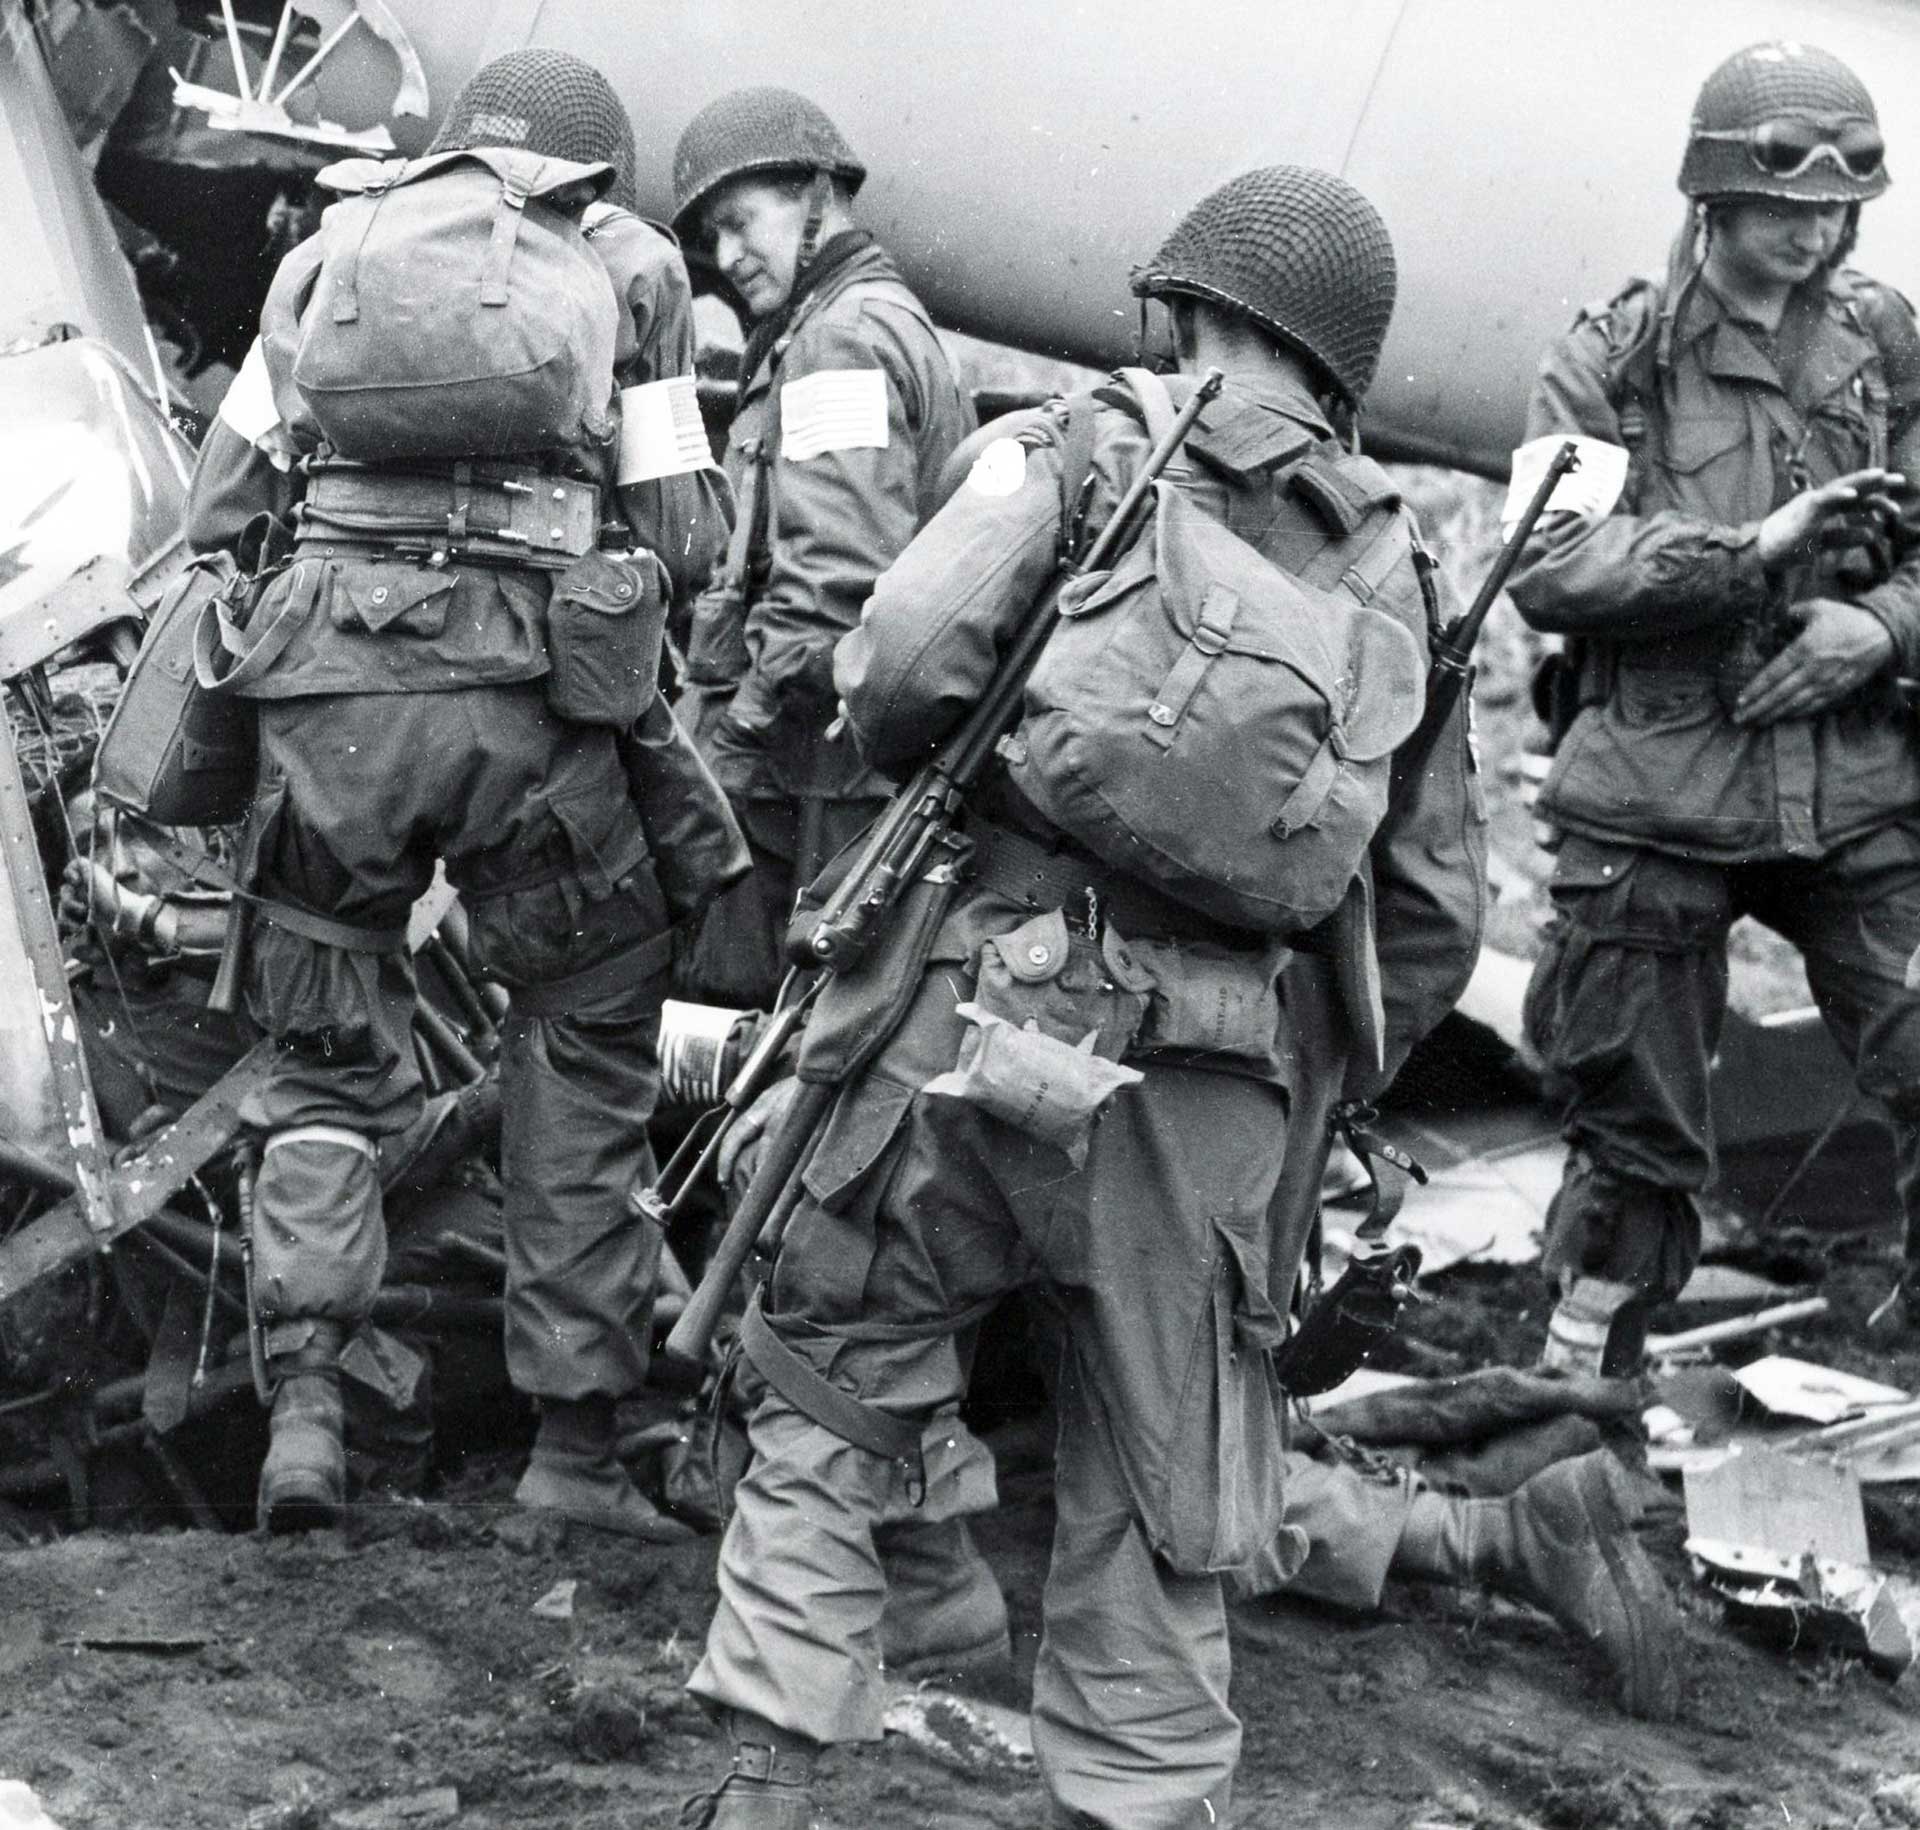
<box><xmin>0</xmin><ymin>15</ymin><xmax>153</xmax><ymax>367</ymax></box>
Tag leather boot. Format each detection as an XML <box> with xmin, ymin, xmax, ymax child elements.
<box><xmin>258</xmin><ymin>1320</ymin><xmax>347</xmax><ymax>1534</ymax></box>
<box><xmin>1394</xmin><ymin>1448</ymin><xmax>1681</xmax><ymax>1721</ymax></box>
<box><xmin>514</xmin><ymin>1395</ymin><xmax>695</xmax><ymax>1543</ymax></box>
<box><xmin>877</xmin><ymin>1518</ymin><xmax>1012</xmax><ymax>1688</ymax></box>
<box><xmin>681</xmin><ymin>1711</ymin><xmax>821</xmax><ymax>1829</ymax></box>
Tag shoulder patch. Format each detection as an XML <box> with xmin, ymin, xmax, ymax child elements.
<box><xmin>963</xmin><ymin>436</ymin><xmax>1028</xmax><ymax>498</ymax></box>
<box><xmin>780</xmin><ymin>367</ymin><xmax>890</xmax><ymax>461</ymax></box>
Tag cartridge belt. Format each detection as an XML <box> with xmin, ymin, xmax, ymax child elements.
<box><xmin>298</xmin><ymin>460</ymin><xmax>600</xmax><ymax>567</ymax></box>
<box><xmin>966</xmin><ymin>816</ymin><xmax>1262</xmax><ymax>951</ymax></box>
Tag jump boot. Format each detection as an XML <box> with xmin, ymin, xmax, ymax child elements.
<box><xmin>682</xmin><ymin>1710</ymin><xmax>821</xmax><ymax>1829</ymax></box>
<box><xmin>514</xmin><ymin>1394</ymin><xmax>695</xmax><ymax>1543</ymax></box>
<box><xmin>877</xmin><ymin>1517</ymin><xmax>1013</xmax><ymax>1689</ymax></box>
<box><xmin>258</xmin><ymin>1319</ymin><xmax>347</xmax><ymax>1534</ymax></box>
<box><xmin>1394</xmin><ymin>1447</ymin><xmax>1682</xmax><ymax>1720</ymax></box>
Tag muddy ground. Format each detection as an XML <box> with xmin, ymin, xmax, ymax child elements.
<box><xmin>1</xmin><ymin>1244</ymin><xmax>1917</xmax><ymax>1830</ymax></box>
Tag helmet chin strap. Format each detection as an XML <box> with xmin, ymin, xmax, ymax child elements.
<box><xmin>796</xmin><ymin>169</ymin><xmax>833</xmax><ymax>278</ymax></box>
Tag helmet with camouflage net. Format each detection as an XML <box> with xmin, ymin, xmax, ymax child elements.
<box><xmin>428</xmin><ymin>48</ymin><xmax>638</xmax><ymax>212</ymax></box>
<box><xmin>1679</xmin><ymin>41</ymin><xmax>1889</xmax><ymax>204</ymax></box>
<box><xmin>1130</xmin><ymin>165</ymin><xmax>1396</xmax><ymax>407</ymax></box>
<box><xmin>671</xmin><ymin>87</ymin><xmax>866</xmax><ymax>239</ymax></box>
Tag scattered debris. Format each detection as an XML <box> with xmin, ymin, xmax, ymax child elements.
<box><xmin>530</xmin><ymin>1579</ymin><xmax>576</xmax><ymax>1621</ymax></box>
<box><xmin>1683</xmin><ymin>1443</ymin><xmax>1869</xmax><ymax>1565</ymax></box>
<box><xmin>1646</xmin><ymin>1296</ymin><xmax>1830</xmax><ymax>1361</ymax></box>
<box><xmin>881</xmin><ymin>1685</ymin><xmax>1034</xmax><ymax>1774</ymax></box>
<box><xmin>1732</xmin><ymin>1355</ymin><xmax>1908</xmax><ymax>1426</ymax></box>
<box><xmin>1688</xmin><ymin>1539</ymin><xmax>1915</xmax><ymax>1678</ymax></box>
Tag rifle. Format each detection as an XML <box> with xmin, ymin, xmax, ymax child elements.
<box><xmin>1396</xmin><ymin>437</ymin><xmax>1580</xmax><ymax>782</ymax></box>
<box><xmin>1270</xmin><ymin>436</ymin><xmax>1580</xmax><ymax>1397</ymax></box>
<box><xmin>659</xmin><ymin>367</ymin><xmax>1227</xmax><ymax>1366</ymax></box>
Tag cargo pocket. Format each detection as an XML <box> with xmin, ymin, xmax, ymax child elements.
<box><xmin>922</xmin><ymin>910</ymin><xmax>1146</xmax><ymax>1164</ymax></box>
<box><xmin>1126</xmin><ymin>932</ymin><xmax>1286</xmax><ymax>1067</ymax></box>
<box><xmin>236</xmin><ymin>773</ymin><xmax>384</xmax><ymax>1062</ymax></box>
<box><xmin>464</xmin><ymin>778</ymin><xmax>659</xmax><ymax>989</ymax></box>
<box><xmin>544</xmin><ymin>549</ymin><xmax>667</xmax><ymax>727</ymax></box>
<box><xmin>1158</xmin><ymin>1213</ymin><xmax>1288</xmax><ymax>1575</ymax></box>
<box><xmin>799</xmin><ymin>1077</ymin><xmax>915</xmax><ymax>1219</ymax></box>
<box><xmin>324</xmin><ymin>563</ymin><xmax>455</xmax><ymax>638</ymax></box>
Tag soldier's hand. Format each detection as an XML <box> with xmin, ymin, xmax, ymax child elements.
<box><xmin>1732</xmin><ymin>598</ymin><xmax>1895</xmax><ymax>726</ymax></box>
<box><xmin>1756</xmin><ymin>469</ymin><xmax>1901</xmax><ymax>572</ymax></box>
<box><xmin>716</xmin><ymin>1075</ymin><xmax>801</xmax><ymax>1207</ymax></box>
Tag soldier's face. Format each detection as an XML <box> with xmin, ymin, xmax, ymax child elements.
<box><xmin>705</xmin><ymin>178</ymin><xmax>809</xmax><ymax>319</ymax></box>
<box><xmin>1712</xmin><ymin>199</ymin><xmax>1850</xmax><ymax>289</ymax></box>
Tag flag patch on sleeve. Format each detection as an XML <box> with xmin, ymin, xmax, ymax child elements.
<box><xmin>780</xmin><ymin>367</ymin><xmax>890</xmax><ymax>461</ymax></box>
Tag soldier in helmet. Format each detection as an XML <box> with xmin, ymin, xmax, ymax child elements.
<box><xmin>1511</xmin><ymin>40</ymin><xmax>1920</xmax><ymax>1355</ymax></box>
<box><xmin>668</xmin><ymin>87</ymin><xmax>974</xmax><ymax>1010</ymax></box>
<box><xmin>682</xmin><ymin>167</ymin><xmax>1484</xmax><ymax>1830</ymax></box>
<box><xmin>185</xmin><ymin>49</ymin><xmax>731</xmax><ymax>1538</ymax></box>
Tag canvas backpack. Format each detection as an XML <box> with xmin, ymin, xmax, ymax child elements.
<box><xmin>282</xmin><ymin>148</ymin><xmax>620</xmax><ymax>463</ymax></box>
<box><xmin>1005</xmin><ymin>370</ymin><xmax>1426</xmax><ymax>936</ymax></box>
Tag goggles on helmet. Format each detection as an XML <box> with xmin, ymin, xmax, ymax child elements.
<box><xmin>1690</xmin><ymin>115</ymin><xmax>1886</xmax><ymax>183</ymax></box>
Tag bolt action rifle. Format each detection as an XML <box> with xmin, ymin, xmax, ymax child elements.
<box><xmin>655</xmin><ymin>368</ymin><xmax>1227</xmax><ymax>1367</ymax></box>
<box><xmin>1271</xmin><ymin>437</ymin><xmax>1579</xmax><ymax>1397</ymax></box>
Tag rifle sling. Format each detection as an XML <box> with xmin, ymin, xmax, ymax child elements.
<box><xmin>739</xmin><ymin>1290</ymin><xmax>926</xmax><ymax>1497</ymax></box>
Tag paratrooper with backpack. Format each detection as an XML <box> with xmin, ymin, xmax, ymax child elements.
<box><xmin>183</xmin><ymin>49</ymin><xmax>737</xmax><ymax>1539</ymax></box>
<box><xmin>682</xmin><ymin>165</ymin><xmax>1485</xmax><ymax>1830</ymax></box>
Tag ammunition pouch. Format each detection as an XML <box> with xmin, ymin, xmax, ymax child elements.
<box><xmin>543</xmin><ymin>547</ymin><xmax>667</xmax><ymax>728</ymax></box>
<box><xmin>298</xmin><ymin>459</ymin><xmax>600</xmax><ymax>570</ymax></box>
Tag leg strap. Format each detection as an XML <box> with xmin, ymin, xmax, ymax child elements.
<box><xmin>739</xmin><ymin>1290</ymin><xmax>925</xmax><ymax>1502</ymax></box>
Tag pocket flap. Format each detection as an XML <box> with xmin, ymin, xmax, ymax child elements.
<box><xmin>1549</xmin><ymin>834</ymin><xmax>1640</xmax><ymax>894</ymax></box>
<box><xmin>799</xmin><ymin>1078</ymin><xmax>914</xmax><ymax>1213</ymax></box>
<box><xmin>982</xmin><ymin>908</ymin><xmax>1072</xmax><ymax>984</ymax></box>
<box><xmin>556</xmin><ymin>549</ymin><xmax>657</xmax><ymax>616</ymax></box>
<box><xmin>325</xmin><ymin>564</ymin><xmax>454</xmax><ymax>636</ymax></box>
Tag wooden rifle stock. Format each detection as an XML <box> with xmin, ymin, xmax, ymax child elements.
<box><xmin>1396</xmin><ymin>437</ymin><xmax>1579</xmax><ymax>782</ymax></box>
<box><xmin>662</xmin><ymin>367</ymin><xmax>1226</xmax><ymax>1367</ymax></box>
<box><xmin>663</xmin><ymin>1078</ymin><xmax>834</xmax><ymax>1365</ymax></box>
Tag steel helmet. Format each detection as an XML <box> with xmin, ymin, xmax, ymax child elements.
<box><xmin>671</xmin><ymin>87</ymin><xmax>866</xmax><ymax>240</ymax></box>
<box><xmin>428</xmin><ymin>48</ymin><xmax>638</xmax><ymax>212</ymax></box>
<box><xmin>1130</xmin><ymin>165</ymin><xmax>1397</xmax><ymax>407</ymax></box>
<box><xmin>1679</xmin><ymin>42</ymin><xmax>1889</xmax><ymax>205</ymax></box>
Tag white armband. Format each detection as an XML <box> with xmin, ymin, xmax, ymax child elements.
<box><xmin>780</xmin><ymin>367</ymin><xmax>890</xmax><ymax>462</ymax></box>
<box><xmin>616</xmin><ymin>376</ymin><xmax>715</xmax><ymax>484</ymax></box>
<box><xmin>217</xmin><ymin>338</ymin><xmax>282</xmax><ymax>448</ymax></box>
<box><xmin>1502</xmin><ymin>435</ymin><xmax>1630</xmax><ymax>532</ymax></box>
